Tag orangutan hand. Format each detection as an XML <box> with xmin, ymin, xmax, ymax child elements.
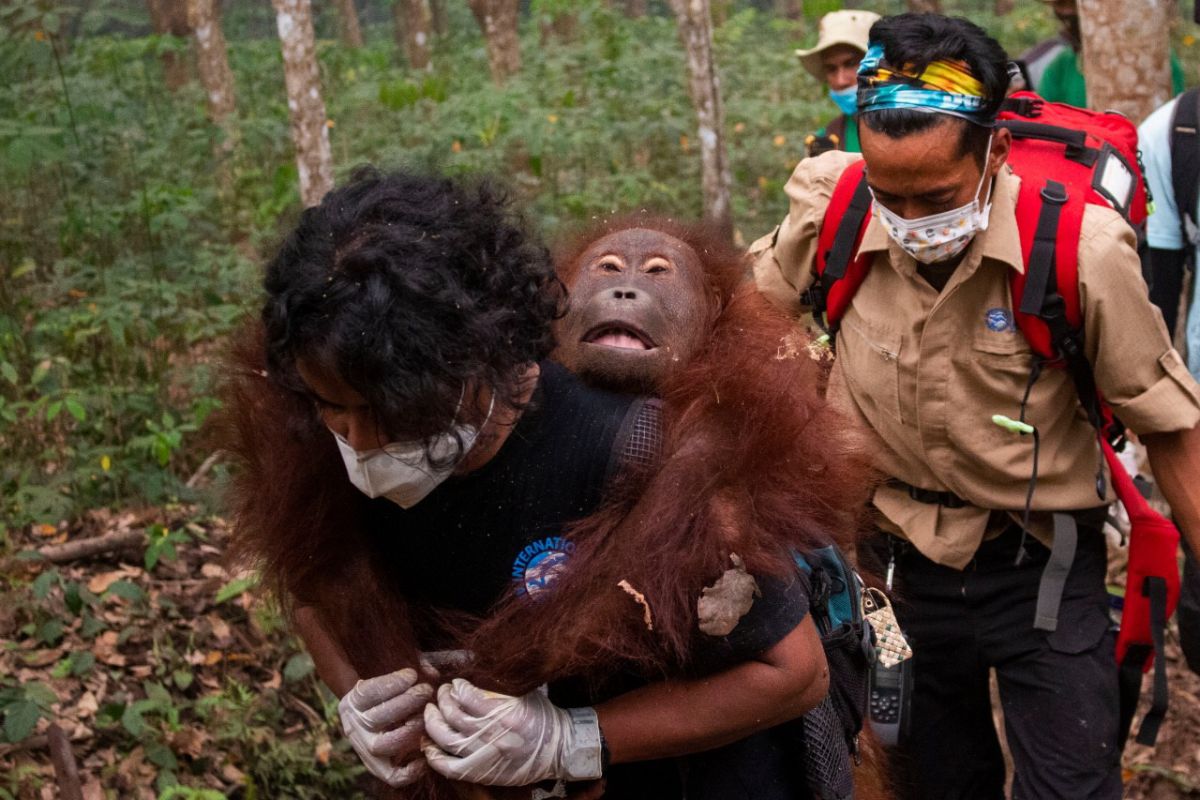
<box><xmin>339</xmin><ymin>667</ymin><xmax>434</xmax><ymax>786</ymax></box>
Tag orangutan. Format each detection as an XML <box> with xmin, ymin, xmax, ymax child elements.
<box><xmin>215</xmin><ymin>174</ymin><xmax>882</xmax><ymax>800</ymax></box>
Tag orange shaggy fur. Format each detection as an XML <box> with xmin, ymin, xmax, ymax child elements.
<box><xmin>214</xmin><ymin>215</ymin><xmax>889</xmax><ymax>800</ymax></box>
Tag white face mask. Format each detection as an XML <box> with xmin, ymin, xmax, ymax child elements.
<box><xmin>873</xmin><ymin>134</ymin><xmax>995</xmax><ymax>265</ymax></box>
<box><xmin>333</xmin><ymin>396</ymin><xmax>493</xmax><ymax>509</ymax></box>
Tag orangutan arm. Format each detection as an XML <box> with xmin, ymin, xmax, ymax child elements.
<box><xmin>294</xmin><ymin>605</ymin><xmax>360</xmax><ymax>697</ymax></box>
<box><xmin>595</xmin><ymin>614</ymin><xmax>828</xmax><ymax>763</ymax></box>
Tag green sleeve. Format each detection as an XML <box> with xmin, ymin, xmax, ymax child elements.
<box><xmin>1171</xmin><ymin>51</ymin><xmax>1185</xmax><ymax>95</ymax></box>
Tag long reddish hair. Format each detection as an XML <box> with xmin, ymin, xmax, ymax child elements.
<box><xmin>463</xmin><ymin>215</ymin><xmax>875</xmax><ymax>691</ymax></box>
<box><xmin>214</xmin><ymin>215</ymin><xmax>886</xmax><ymax>799</ymax></box>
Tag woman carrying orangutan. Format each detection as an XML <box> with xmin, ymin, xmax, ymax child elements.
<box><xmin>218</xmin><ymin>168</ymin><xmax>875</xmax><ymax>800</ymax></box>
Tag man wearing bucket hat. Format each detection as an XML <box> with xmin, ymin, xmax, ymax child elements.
<box><xmin>796</xmin><ymin>9</ymin><xmax>881</xmax><ymax>158</ymax></box>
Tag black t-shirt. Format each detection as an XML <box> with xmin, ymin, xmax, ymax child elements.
<box><xmin>368</xmin><ymin>361</ymin><xmax>646</xmax><ymax>618</ymax></box>
<box><xmin>365</xmin><ymin>361</ymin><xmax>812</xmax><ymax>798</ymax></box>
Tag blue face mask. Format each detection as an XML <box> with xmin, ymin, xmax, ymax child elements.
<box><xmin>830</xmin><ymin>85</ymin><xmax>858</xmax><ymax>116</ymax></box>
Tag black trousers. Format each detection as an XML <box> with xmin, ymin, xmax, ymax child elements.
<box><xmin>863</xmin><ymin>523</ymin><xmax>1122</xmax><ymax>800</ymax></box>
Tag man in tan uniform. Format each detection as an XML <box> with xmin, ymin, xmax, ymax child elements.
<box><xmin>753</xmin><ymin>13</ymin><xmax>1200</xmax><ymax>800</ymax></box>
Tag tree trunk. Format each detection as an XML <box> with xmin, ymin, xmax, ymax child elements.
<box><xmin>774</xmin><ymin>0</ymin><xmax>803</xmax><ymax>21</ymax></box>
<box><xmin>335</xmin><ymin>0</ymin><xmax>364</xmax><ymax>48</ymax></box>
<box><xmin>666</xmin><ymin>0</ymin><xmax>733</xmax><ymax>240</ymax></box>
<box><xmin>272</xmin><ymin>0</ymin><xmax>334</xmax><ymax>208</ymax></box>
<box><xmin>539</xmin><ymin>12</ymin><xmax>577</xmax><ymax>44</ymax></box>
<box><xmin>905</xmin><ymin>0</ymin><xmax>941</xmax><ymax>12</ymax></box>
<box><xmin>624</xmin><ymin>0</ymin><xmax>647</xmax><ymax>19</ymax></box>
<box><xmin>186</xmin><ymin>0</ymin><xmax>236</xmax><ymax>126</ymax></box>
<box><xmin>430</xmin><ymin>0</ymin><xmax>449</xmax><ymax>36</ymax></box>
<box><xmin>1077</xmin><ymin>0</ymin><xmax>1171</xmax><ymax>120</ymax></box>
<box><xmin>994</xmin><ymin>0</ymin><xmax>1015</xmax><ymax>15</ymax></box>
<box><xmin>395</xmin><ymin>0</ymin><xmax>433</xmax><ymax>70</ymax></box>
<box><xmin>468</xmin><ymin>0</ymin><xmax>521</xmax><ymax>84</ymax></box>
<box><xmin>146</xmin><ymin>0</ymin><xmax>191</xmax><ymax>90</ymax></box>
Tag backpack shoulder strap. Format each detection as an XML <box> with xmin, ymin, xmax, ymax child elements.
<box><xmin>811</xmin><ymin>160</ymin><xmax>873</xmax><ymax>331</ymax></box>
<box><xmin>1169</xmin><ymin>87</ymin><xmax>1200</xmax><ymax>244</ymax></box>
<box><xmin>1009</xmin><ymin>168</ymin><xmax>1119</xmax><ymax>444</ymax></box>
<box><xmin>825</xmin><ymin>114</ymin><xmax>848</xmax><ymax>149</ymax></box>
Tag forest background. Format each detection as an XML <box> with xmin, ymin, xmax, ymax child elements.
<box><xmin>1</xmin><ymin>0</ymin><xmax>1199</xmax><ymax>798</ymax></box>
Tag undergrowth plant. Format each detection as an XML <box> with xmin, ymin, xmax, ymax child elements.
<box><xmin>0</xmin><ymin>0</ymin><xmax>1100</xmax><ymax>535</ymax></box>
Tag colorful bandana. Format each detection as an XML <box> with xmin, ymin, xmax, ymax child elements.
<box><xmin>857</xmin><ymin>43</ymin><xmax>992</xmax><ymax>125</ymax></box>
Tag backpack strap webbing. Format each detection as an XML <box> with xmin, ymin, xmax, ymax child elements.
<box><xmin>1169</xmin><ymin>87</ymin><xmax>1200</xmax><ymax>259</ymax></box>
<box><xmin>825</xmin><ymin>114</ymin><xmax>848</xmax><ymax>150</ymax></box>
<box><xmin>809</xmin><ymin>160</ymin><xmax>873</xmax><ymax>335</ymax></box>
<box><xmin>1116</xmin><ymin>572</ymin><xmax>1172</xmax><ymax>750</ymax></box>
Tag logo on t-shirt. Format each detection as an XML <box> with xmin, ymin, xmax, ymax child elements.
<box><xmin>511</xmin><ymin>536</ymin><xmax>575</xmax><ymax>598</ymax></box>
<box><xmin>985</xmin><ymin>307</ymin><xmax>1014</xmax><ymax>332</ymax></box>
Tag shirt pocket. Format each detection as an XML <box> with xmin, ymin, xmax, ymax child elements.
<box><xmin>840</xmin><ymin>315</ymin><xmax>904</xmax><ymax>424</ymax></box>
<box><xmin>962</xmin><ymin>331</ymin><xmax>1038</xmax><ymax>447</ymax></box>
<box><xmin>971</xmin><ymin>330</ymin><xmax>1029</xmax><ymax>357</ymax></box>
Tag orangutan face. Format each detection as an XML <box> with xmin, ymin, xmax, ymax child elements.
<box><xmin>555</xmin><ymin>228</ymin><xmax>712</xmax><ymax>394</ymax></box>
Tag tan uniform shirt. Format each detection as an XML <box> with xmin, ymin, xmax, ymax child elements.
<box><xmin>753</xmin><ymin>151</ymin><xmax>1200</xmax><ymax>569</ymax></box>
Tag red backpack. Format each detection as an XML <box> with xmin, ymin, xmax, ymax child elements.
<box><xmin>807</xmin><ymin>91</ymin><xmax>1180</xmax><ymax>748</ymax></box>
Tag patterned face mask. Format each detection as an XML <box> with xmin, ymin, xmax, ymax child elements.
<box><xmin>872</xmin><ymin>135</ymin><xmax>994</xmax><ymax>265</ymax></box>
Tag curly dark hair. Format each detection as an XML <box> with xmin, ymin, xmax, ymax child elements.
<box><xmin>261</xmin><ymin>167</ymin><xmax>564</xmax><ymax>457</ymax></box>
<box><xmin>861</xmin><ymin>13</ymin><xmax>1011</xmax><ymax>165</ymax></box>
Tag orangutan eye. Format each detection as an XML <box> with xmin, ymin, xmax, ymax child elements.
<box><xmin>599</xmin><ymin>260</ymin><xmax>621</xmax><ymax>272</ymax></box>
<box><xmin>645</xmin><ymin>264</ymin><xmax>668</xmax><ymax>274</ymax></box>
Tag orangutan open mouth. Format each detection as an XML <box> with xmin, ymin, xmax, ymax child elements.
<box><xmin>582</xmin><ymin>324</ymin><xmax>657</xmax><ymax>351</ymax></box>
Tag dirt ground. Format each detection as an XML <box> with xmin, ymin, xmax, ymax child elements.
<box><xmin>2</xmin><ymin>505</ymin><xmax>1198</xmax><ymax>798</ymax></box>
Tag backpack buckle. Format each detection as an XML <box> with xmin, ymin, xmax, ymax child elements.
<box><xmin>1040</xmin><ymin>182</ymin><xmax>1069</xmax><ymax>205</ymax></box>
<box><xmin>1002</xmin><ymin>95</ymin><xmax>1044</xmax><ymax>118</ymax></box>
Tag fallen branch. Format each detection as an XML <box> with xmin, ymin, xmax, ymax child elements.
<box><xmin>37</xmin><ymin>529</ymin><xmax>144</xmax><ymax>563</ymax></box>
<box><xmin>47</xmin><ymin>723</ymin><xmax>84</xmax><ymax>800</ymax></box>
<box><xmin>186</xmin><ymin>451</ymin><xmax>223</xmax><ymax>488</ymax></box>
<box><xmin>0</xmin><ymin>734</ymin><xmax>48</xmax><ymax>757</ymax></box>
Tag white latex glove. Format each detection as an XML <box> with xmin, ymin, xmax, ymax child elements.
<box><xmin>339</xmin><ymin>668</ymin><xmax>434</xmax><ymax>787</ymax></box>
<box><xmin>422</xmin><ymin>678</ymin><xmax>603</xmax><ymax>786</ymax></box>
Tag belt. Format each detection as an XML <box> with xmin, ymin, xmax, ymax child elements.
<box><xmin>887</xmin><ymin>479</ymin><xmax>1082</xmax><ymax>635</ymax></box>
<box><xmin>888</xmin><ymin>479</ymin><xmax>968</xmax><ymax>509</ymax></box>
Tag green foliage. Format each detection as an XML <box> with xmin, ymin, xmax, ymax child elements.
<box><xmin>1</xmin><ymin>514</ymin><xmax>366</xmax><ymax>796</ymax></box>
<box><xmin>0</xmin><ymin>679</ymin><xmax>56</xmax><ymax>744</ymax></box>
<box><xmin>10</xmin><ymin>0</ymin><xmax>1174</xmax><ymax>534</ymax></box>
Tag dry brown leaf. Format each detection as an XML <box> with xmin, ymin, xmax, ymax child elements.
<box><xmin>263</xmin><ymin>670</ymin><xmax>282</xmax><ymax>690</ymax></box>
<box><xmin>697</xmin><ymin>553</ymin><xmax>761</xmax><ymax>637</ymax></box>
<box><xmin>82</xmin><ymin>778</ymin><xmax>105</xmax><ymax>800</ymax></box>
<box><xmin>203</xmin><ymin>651</ymin><xmax>223</xmax><ymax>666</ymax></box>
<box><xmin>169</xmin><ymin>726</ymin><xmax>211</xmax><ymax>759</ymax></box>
<box><xmin>200</xmin><ymin>563</ymin><xmax>227</xmax><ymax>579</ymax></box>
<box><xmin>115</xmin><ymin>745</ymin><xmax>149</xmax><ymax>787</ymax></box>
<box><xmin>92</xmin><ymin>630</ymin><xmax>126</xmax><ymax>667</ymax></box>
<box><xmin>20</xmin><ymin>648</ymin><xmax>64</xmax><ymax>668</ymax></box>
<box><xmin>221</xmin><ymin>762</ymin><xmax>246</xmax><ymax>784</ymax></box>
<box><xmin>207</xmin><ymin>614</ymin><xmax>232</xmax><ymax>645</ymax></box>
<box><xmin>76</xmin><ymin>691</ymin><xmax>99</xmax><ymax>719</ymax></box>
<box><xmin>314</xmin><ymin>737</ymin><xmax>332</xmax><ymax>766</ymax></box>
<box><xmin>88</xmin><ymin>569</ymin><xmax>135</xmax><ymax>595</ymax></box>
